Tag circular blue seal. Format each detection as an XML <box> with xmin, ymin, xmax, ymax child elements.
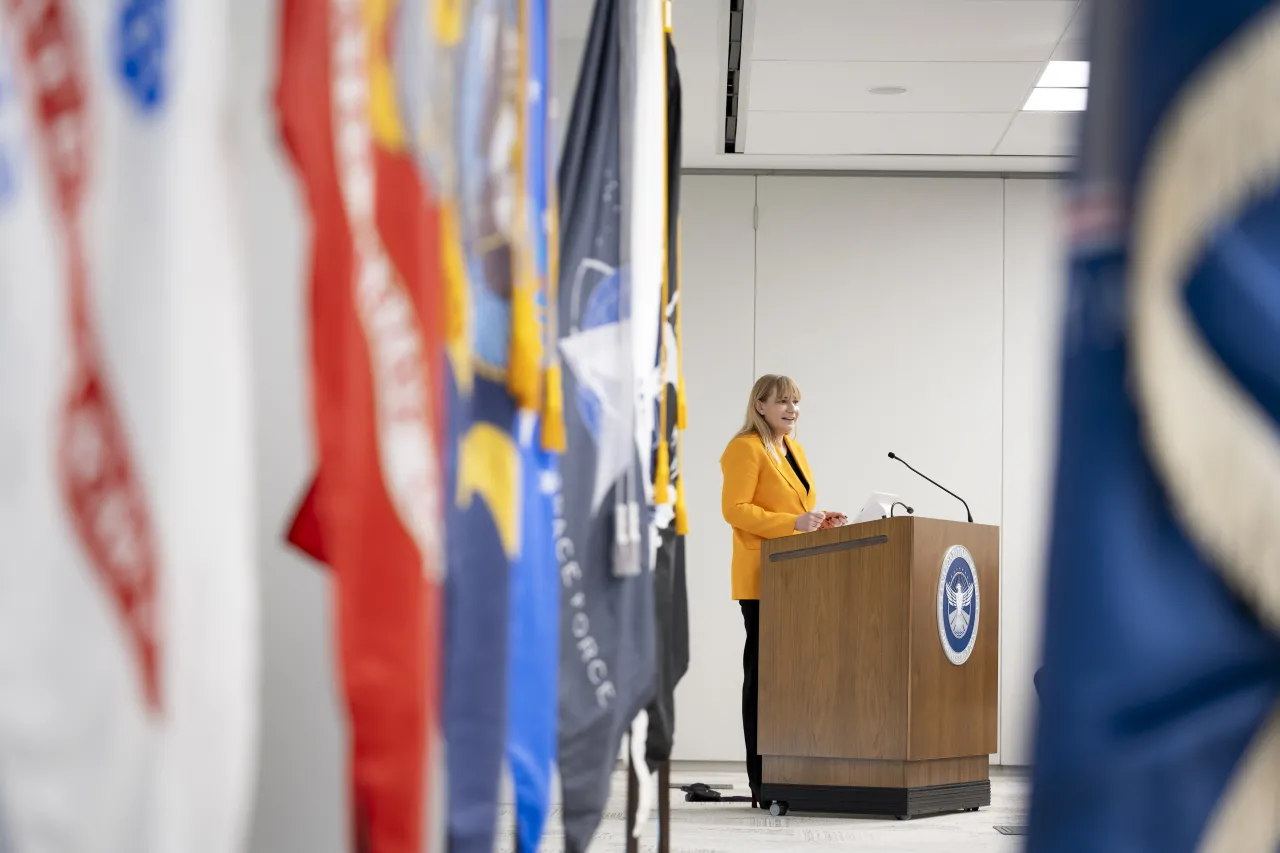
<box><xmin>936</xmin><ymin>545</ymin><xmax>980</xmax><ymax>666</ymax></box>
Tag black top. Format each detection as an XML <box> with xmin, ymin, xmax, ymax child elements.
<box><xmin>783</xmin><ymin>444</ymin><xmax>810</xmax><ymax>494</ymax></box>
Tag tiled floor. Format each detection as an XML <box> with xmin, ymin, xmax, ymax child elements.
<box><xmin>508</xmin><ymin>766</ymin><xmax>1029</xmax><ymax>852</ymax></box>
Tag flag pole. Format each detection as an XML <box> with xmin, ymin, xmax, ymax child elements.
<box><xmin>626</xmin><ymin>746</ymin><xmax>640</xmax><ymax>853</ymax></box>
<box><xmin>658</xmin><ymin>759</ymin><xmax>671</xmax><ymax>853</ymax></box>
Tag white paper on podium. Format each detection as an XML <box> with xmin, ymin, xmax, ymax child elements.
<box><xmin>854</xmin><ymin>492</ymin><xmax>904</xmax><ymax>523</ymax></box>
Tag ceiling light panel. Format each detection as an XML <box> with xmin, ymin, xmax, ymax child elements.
<box><xmin>1023</xmin><ymin>87</ymin><xmax>1088</xmax><ymax>112</ymax></box>
<box><xmin>1036</xmin><ymin>60</ymin><xmax>1089</xmax><ymax>88</ymax></box>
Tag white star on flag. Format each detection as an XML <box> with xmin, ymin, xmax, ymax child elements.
<box><xmin>559</xmin><ymin>318</ymin><xmax>635</xmax><ymax>515</ymax></box>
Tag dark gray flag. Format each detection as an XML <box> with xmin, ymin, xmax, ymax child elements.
<box><xmin>646</xmin><ymin>30</ymin><xmax>689</xmax><ymax>767</ymax></box>
<box><xmin>555</xmin><ymin>0</ymin><xmax>656</xmax><ymax>850</ymax></box>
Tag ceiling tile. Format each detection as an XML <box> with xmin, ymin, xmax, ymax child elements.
<box><xmin>753</xmin><ymin>0</ymin><xmax>1080</xmax><ymax>62</ymax></box>
<box><xmin>1051</xmin><ymin>3</ymin><xmax>1089</xmax><ymax>60</ymax></box>
<box><xmin>748</xmin><ymin>60</ymin><xmax>1043</xmax><ymax>113</ymax></box>
<box><xmin>995</xmin><ymin>111</ymin><xmax>1080</xmax><ymax>155</ymax></box>
<box><xmin>746</xmin><ymin>111</ymin><xmax>1013</xmax><ymax>155</ymax></box>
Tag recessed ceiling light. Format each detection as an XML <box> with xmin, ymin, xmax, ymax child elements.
<box><xmin>868</xmin><ymin>86</ymin><xmax>907</xmax><ymax>96</ymax></box>
<box><xmin>1036</xmin><ymin>60</ymin><xmax>1089</xmax><ymax>89</ymax></box>
<box><xmin>1023</xmin><ymin>87</ymin><xmax>1088</xmax><ymax>112</ymax></box>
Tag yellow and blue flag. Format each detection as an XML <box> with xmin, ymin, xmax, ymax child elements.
<box><xmin>443</xmin><ymin>0</ymin><xmax>525</xmax><ymax>850</ymax></box>
<box><xmin>1029</xmin><ymin>3</ymin><xmax>1280</xmax><ymax>851</ymax></box>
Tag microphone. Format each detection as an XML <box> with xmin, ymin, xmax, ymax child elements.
<box><xmin>890</xmin><ymin>501</ymin><xmax>914</xmax><ymax>518</ymax></box>
<box><xmin>887</xmin><ymin>452</ymin><xmax>973</xmax><ymax>523</ymax></box>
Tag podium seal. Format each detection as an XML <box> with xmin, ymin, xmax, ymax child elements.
<box><xmin>937</xmin><ymin>545</ymin><xmax>980</xmax><ymax>665</ymax></box>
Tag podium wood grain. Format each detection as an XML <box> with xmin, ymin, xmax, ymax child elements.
<box><xmin>758</xmin><ymin>519</ymin><xmax>912</xmax><ymax>760</ymax></box>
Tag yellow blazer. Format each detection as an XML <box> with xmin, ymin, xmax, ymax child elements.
<box><xmin>720</xmin><ymin>433</ymin><xmax>818</xmax><ymax>600</ymax></box>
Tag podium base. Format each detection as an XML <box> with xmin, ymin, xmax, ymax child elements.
<box><xmin>759</xmin><ymin>779</ymin><xmax>990</xmax><ymax>820</ymax></box>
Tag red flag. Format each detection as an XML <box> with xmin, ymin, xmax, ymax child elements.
<box><xmin>276</xmin><ymin>0</ymin><xmax>446</xmax><ymax>850</ymax></box>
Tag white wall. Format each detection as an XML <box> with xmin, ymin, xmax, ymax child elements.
<box><xmin>1000</xmin><ymin>179</ymin><xmax>1067</xmax><ymax>765</ymax></box>
<box><xmin>671</xmin><ymin>176</ymin><xmax>760</xmax><ymax>761</ymax></box>
<box><xmin>671</xmin><ymin>174</ymin><xmax>1066</xmax><ymax>766</ymax></box>
<box><xmin>754</xmin><ymin>176</ymin><xmax>1004</xmax><ymax>531</ymax></box>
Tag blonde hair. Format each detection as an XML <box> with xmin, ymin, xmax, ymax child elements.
<box><xmin>736</xmin><ymin>374</ymin><xmax>802</xmax><ymax>458</ymax></box>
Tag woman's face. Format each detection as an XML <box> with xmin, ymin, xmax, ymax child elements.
<box><xmin>757</xmin><ymin>389</ymin><xmax>799</xmax><ymax>437</ymax></box>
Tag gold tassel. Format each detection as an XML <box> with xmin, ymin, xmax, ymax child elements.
<box><xmin>674</xmin><ymin>435</ymin><xmax>689</xmax><ymax>535</ymax></box>
<box><xmin>508</xmin><ymin>280</ymin><xmax>542</xmax><ymax>409</ymax></box>
<box><xmin>542</xmin><ymin>362</ymin><xmax>566</xmax><ymax>452</ymax></box>
<box><xmin>654</xmin><ymin>434</ymin><xmax>671</xmax><ymax>505</ymax></box>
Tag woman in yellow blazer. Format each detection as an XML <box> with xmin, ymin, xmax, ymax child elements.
<box><xmin>720</xmin><ymin>374</ymin><xmax>846</xmax><ymax>807</ymax></box>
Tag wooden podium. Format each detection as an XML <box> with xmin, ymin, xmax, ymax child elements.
<box><xmin>758</xmin><ymin>516</ymin><xmax>999</xmax><ymax>819</ymax></box>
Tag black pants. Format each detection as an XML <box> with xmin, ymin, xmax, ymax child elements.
<box><xmin>740</xmin><ymin>599</ymin><xmax>762</xmax><ymax>796</ymax></box>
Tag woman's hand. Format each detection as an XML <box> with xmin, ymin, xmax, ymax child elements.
<box><xmin>794</xmin><ymin>510</ymin><xmax>826</xmax><ymax>532</ymax></box>
<box><xmin>819</xmin><ymin>511</ymin><xmax>848</xmax><ymax>529</ymax></box>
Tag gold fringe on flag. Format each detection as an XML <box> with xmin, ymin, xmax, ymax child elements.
<box><xmin>653</xmin><ymin>237</ymin><xmax>672</xmax><ymax>501</ymax></box>
<box><xmin>675</xmin><ymin>217</ymin><xmax>687</xmax><ymax>430</ymax></box>
<box><xmin>655</xmin><ymin>315</ymin><xmax>675</xmax><ymax>504</ymax></box>
<box><xmin>674</xmin><ymin>442</ymin><xmax>689</xmax><ymax>535</ymax></box>
<box><xmin>654</xmin><ymin>7</ymin><xmax>672</xmax><ymax>505</ymax></box>
<box><xmin>673</xmin><ymin>217</ymin><xmax>688</xmax><ymax>533</ymax></box>
<box><xmin>442</xmin><ymin>202</ymin><xmax>474</xmax><ymax>393</ymax></box>
<box><xmin>507</xmin><ymin>0</ymin><xmax>543</xmax><ymax>411</ymax></box>
<box><xmin>542</xmin><ymin>182</ymin><xmax>567</xmax><ymax>451</ymax></box>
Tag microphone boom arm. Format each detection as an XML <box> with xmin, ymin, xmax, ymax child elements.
<box><xmin>888</xmin><ymin>453</ymin><xmax>973</xmax><ymax>523</ymax></box>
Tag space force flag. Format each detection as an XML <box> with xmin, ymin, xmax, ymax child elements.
<box><xmin>555</xmin><ymin>0</ymin><xmax>658</xmax><ymax>848</ymax></box>
<box><xmin>1028</xmin><ymin>4</ymin><xmax>1280</xmax><ymax>852</ymax></box>
<box><xmin>0</xmin><ymin>1</ymin><xmax>258</xmax><ymax>851</ymax></box>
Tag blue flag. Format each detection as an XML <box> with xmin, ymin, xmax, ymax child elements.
<box><xmin>506</xmin><ymin>413</ymin><xmax>559</xmax><ymax>853</ymax></box>
<box><xmin>1029</xmin><ymin>3</ymin><xmax>1280</xmax><ymax>851</ymax></box>
<box><xmin>503</xmin><ymin>0</ymin><xmax>560</xmax><ymax>849</ymax></box>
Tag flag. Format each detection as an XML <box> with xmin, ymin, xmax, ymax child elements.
<box><xmin>441</xmin><ymin>0</ymin><xmax>531</xmax><ymax>849</ymax></box>
<box><xmin>0</xmin><ymin>1</ymin><xmax>257</xmax><ymax>851</ymax></box>
<box><xmin>275</xmin><ymin>1</ymin><xmax>447</xmax><ymax>851</ymax></box>
<box><xmin>502</xmin><ymin>0</ymin><xmax>562</xmax><ymax>850</ymax></box>
<box><xmin>507</xmin><ymin>410</ymin><xmax>560</xmax><ymax>853</ymax></box>
<box><xmin>1028</xmin><ymin>3</ymin><xmax>1280</xmax><ymax>852</ymax></box>
<box><xmin>645</xmin><ymin>24</ymin><xmax>690</xmax><ymax>769</ymax></box>
<box><xmin>555</xmin><ymin>0</ymin><xmax>659</xmax><ymax>847</ymax></box>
